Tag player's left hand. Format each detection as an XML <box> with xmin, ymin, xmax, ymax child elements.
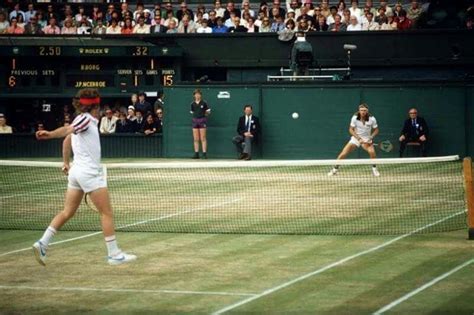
<box><xmin>419</xmin><ymin>135</ymin><xmax>426</xmax><ymax>141</ymax></box>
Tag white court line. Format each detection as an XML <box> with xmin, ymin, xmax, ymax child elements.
<box><xmin>0</xmin><ymin>285</ymin><xmax>257</xmax><ymax>297</ymax></box>
<box><xmin>211</xmin><ymin>209</ymin><xmax>467</xmax><ymax>315</ymax></box>
<box><xmin>0</xmin><ymin>198</ymin><xmax>242</xmax><ymax>258</ymax></box>
<box><xmin>373</xmin><ymin>257</ymin><xmax>474</xmax><ymax>315</ymax></box>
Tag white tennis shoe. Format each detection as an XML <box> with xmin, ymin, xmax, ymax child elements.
<box><xmin>108</xmin><ymin>252</ymin><xmax>137</xmax><ymax>266</ymax></box>
<box><xmin>327</xmin><ymin>168</ymin><xmax>338</xmax><ymax>176</ymax></box>
<box><xmin>372</xmin><ymin>167</ymin><xmax>380</xmax><ymax>177</ymax></box>
<box><xmin>32</xmin><ymin>241</ymin><xmax>47</xmax><ymax>266</ymax></box>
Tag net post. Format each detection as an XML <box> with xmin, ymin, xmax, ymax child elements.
<box><xmin>464</xmin><ymin>157</ymin><xmax>474</xmax><ymax>240</ymax></box>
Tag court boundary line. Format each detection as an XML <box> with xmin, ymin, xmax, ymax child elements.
<box><xmin>211</xmin><ymin>209</ymin><xmax>466</xmax><ymax>315</ymax></box>
<box><xmin>0</xmin><ymin>198</ymin><xmax>242</xmax><ymax>258</ymax></box>
<box><xmin>372</xmin><ymin>257</ymin><xmax>474</xmax><ymax>314</ymax></box>
<box><xmin>0</xmin><ymin>285</ymin><xmax>258</xmax><ymax>297</ymax></box>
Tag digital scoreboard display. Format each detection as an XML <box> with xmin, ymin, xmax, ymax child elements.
<box><xmin>4</xmin><ymin>54</ymin><xmax>176</xmax><ymax>92</ymax></box>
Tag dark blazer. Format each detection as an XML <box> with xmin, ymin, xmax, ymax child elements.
<box><xmin>314</xmin><ymin>23</ymin><xmax>328</xmax><ymax>32</ymax></box>
<box><xmin>150</xmin><ymin>24</ymin><xmax>168</xmax><ymax>33</ymax></box>
<box><xmin>401</xmin><ymin>116</ymin><xmax>429</xmax><ymax>139</ymax></box>
<box><xmin>135</xmin><ymin>117</ymin><xmax>145</xmax><ymax>133</ymax></box>
<box><xmin>237</xmin><ymin>115</ymin><xmax>260</xmax><ymax>141</ymax></box>
<box><xmin>227</xmin><ymin>25</ymin><xmax>248</xmax><ymax>33</ymax></box>
<box><xmin>143</xmin><ymin>120</ymin><xmax>160</xmax><ymax>135</ymax></box>
<box><xmin>116</xmin><ymin>119</ymin><xmax>134</xmax><ymax>133</ymax></box>
<box><xmin>135</xmin><ymin>101</ymin><xmax>153</xmax><ymax>116</ymax></box>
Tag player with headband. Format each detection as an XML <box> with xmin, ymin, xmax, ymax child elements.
<box><xmin>33</xmin><ymin>89</ymin><xmax>136</xmax><ymax>266</ymax></box>
<box><xmin>328</xmin><ymin>103</ymin><xmax>380</xmax><ymax>177</ymax></box>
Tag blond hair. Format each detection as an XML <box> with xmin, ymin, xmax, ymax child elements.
<box><xmin>354</xmin><ymin>103</ymin><xmax>371</xmax><ymax>122</ymax></box>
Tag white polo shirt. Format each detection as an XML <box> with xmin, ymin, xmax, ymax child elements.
<box><xmin>71</xmin><ymin>113</ymin><xmax>101</xmax><ymax>171</ymax></box>
<box><xmin>350</xmin><ymin>115</ymin><xmax>378</xmax><ymax>140</ymax></box>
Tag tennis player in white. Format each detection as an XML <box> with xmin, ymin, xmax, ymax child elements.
<box><xmin>33</xmin><ymin>89</ymin><xmax>136</xmax><ymax>266</ymax></box>
<box><xmin>328</xmin><ymin>103</ymin><xmax>380</xmax><ymax>177</ymax></box>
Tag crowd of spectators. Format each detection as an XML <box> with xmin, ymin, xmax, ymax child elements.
<box><xmin>0</xmin><ymin>92</ymin><xmax>164</xmax><ymax>136</ymax></box>
<box><xmin>0</xmin><ymin>1</ymin><xmax>472</xmax><ymax>35</ymax></box>
<box><xmin>97</xmin><ymin>92</ymin><xmax>163</xmax><ymax>135</ymax></box>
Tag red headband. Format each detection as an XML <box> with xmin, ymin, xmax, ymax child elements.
<box><xmin>79</xmin><ymin>97</ymin><xmax>100</xmax><ymax>106</ymax></box>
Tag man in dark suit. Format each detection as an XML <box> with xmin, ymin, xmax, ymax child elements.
<box><xmin>135</xmin><ymin>92</ymin><xmax>153</xmax><ymax>117</ymax></box>
<box><xmin>399</xmin><ymin>108</ymin><xmax>429</xmax><ymax>157</ymax></box>
<box><xmin>150</xmin><ymin>15</ymin><xmax>168</xmax><ymax>33</ymax></box>
<box><xmin>134</xmin><ymin>111</ymin><xmax>145</xmax><ymax>133</ymax></box>
<box><xmin>232</xmin><ymin>105</ymin><xmax>260</xmax><ymax>160</ymax></box>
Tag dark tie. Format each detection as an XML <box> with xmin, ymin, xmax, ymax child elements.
<box><xmin>245</xmin><ymin>117</ymin><xmax>249</xmax><ymax>130</ymax></box>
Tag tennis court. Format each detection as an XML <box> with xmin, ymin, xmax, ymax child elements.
<box><xmin>0</xmin><ymin>157</ymin><xmax>473</xmax><ymax>314</ymax></box>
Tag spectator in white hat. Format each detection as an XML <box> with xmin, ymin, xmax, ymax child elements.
<box><xmin>127</xmin><ymin>106</ymin><xmax>137</xmax><ymax>122</ymax></box>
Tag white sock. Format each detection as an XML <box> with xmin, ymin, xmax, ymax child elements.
<box><xmin>105</xmin><ymin>235</ymin><xmax>120</xmax><ymax>257</ymax></box>
<box><xmin>39</xmin><ymin>226</ymin><xmax>57</xmax><ymax>246</ymax></box>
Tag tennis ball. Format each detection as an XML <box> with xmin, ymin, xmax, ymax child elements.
<box><xmin>292</xmin><ymin>112</ymin><xmax>299</xmax><ymax>119</ymax></box>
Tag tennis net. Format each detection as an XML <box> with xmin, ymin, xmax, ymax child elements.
<box><xmin>0</xmin><ymin>156</ymin><xmax>466</xmax><ymax>235</ymax></box>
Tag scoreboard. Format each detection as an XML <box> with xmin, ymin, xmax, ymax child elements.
<box><xmin>5</xmin><ymin>57</ymin><xmax>175</xmax><ymax>88</ymax></box>
<box><xmin>0</xmin><ymin>40</ymin><xmax>182</xmax><ymax>96</ymax></box>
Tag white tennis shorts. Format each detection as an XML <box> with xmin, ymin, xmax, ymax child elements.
<box><xmin>68</xmin><ymin>165</ymin><xmax>107</xmax><ymax>193</ymax></box>
<box><xmin>349</xmin><ymin>136</ymin><xmax>371</xmax><ymax>148</ymax></box>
